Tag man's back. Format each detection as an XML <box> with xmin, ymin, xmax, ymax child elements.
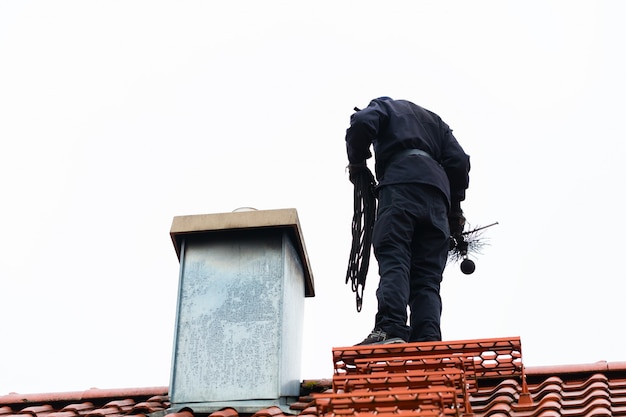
<box><xmin>345</xmin><ymin>97</ymin><xmax>470</xmax><ymax>210</ymax></box>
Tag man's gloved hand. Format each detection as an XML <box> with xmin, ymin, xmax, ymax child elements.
<box><xmin>348</xmin><ymin>162</ymin><xmax>367</xmax><ymax>184</ymax></box>
<box><xmin>448</xmin><ymin>211</ymin><xmax>466</xmax><ymax>237</ymax></box>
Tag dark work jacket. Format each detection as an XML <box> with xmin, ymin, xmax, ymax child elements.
<box><xmin>345</xmin><ymin>98</ymin><xmax>470</xmax><ymax>211</ymax></box>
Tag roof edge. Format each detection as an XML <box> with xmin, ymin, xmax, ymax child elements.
<box><xmin>526</xmin><ymin>361</ymin><xmax>626</xmax><ymax>376</ymax></box>
<box><xmin>0</xmin><ymin>386</ymin><xmax>169</xmax><ymax>405</ymax></box>
<box><xmin>5</xmin><ymin>362</ymin><xmax>626</xmax><ymax>405</ymax></box>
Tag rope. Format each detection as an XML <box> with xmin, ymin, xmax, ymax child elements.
<box><xmin>346</xmin><ymin>167</ymin><xmax>377</xmax><ymax>312</ymax></box>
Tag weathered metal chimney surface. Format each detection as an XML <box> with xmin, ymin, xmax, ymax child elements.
<box><xmin>168</xmin><ymin>208</ymin><xmax>315</xmax><ymax>414</ymax></box>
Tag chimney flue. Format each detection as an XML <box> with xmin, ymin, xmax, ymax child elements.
<box><xmin>168</xmin><ymin>208</ymin><xmax>315</xmax><ymax>414</ymax></box>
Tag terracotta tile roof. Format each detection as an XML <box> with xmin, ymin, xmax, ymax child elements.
<box><xmin>3</xmin><ymin>337</ymin><xmax>626</xmax><ymax>417</ymax></box>
<box><xmin>314</xmin><ymin>337</ymin><xmax>626</xmax><ymax>416</ymax></box>
<box><xmin>0</xmin><ymin>388</ymin><xmax>170</xmax><ymax>417</ymax></box>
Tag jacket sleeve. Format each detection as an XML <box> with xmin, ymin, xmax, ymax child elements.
<box><xmin>439</xmin><ymin>127</ymin><xmax>470</xmax><ymax>212</ymax></box>
<box><xmin>345</xmin><ymin>103</ymin><xmax>388</xmax><ymax>164</ymax></box>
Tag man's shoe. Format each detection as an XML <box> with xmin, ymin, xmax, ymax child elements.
<box><xmin>356</xmin><ymin>328</ymin><xmax>406</xmax><ymax>346</ymax></box>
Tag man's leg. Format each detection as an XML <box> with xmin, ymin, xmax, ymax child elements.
<box><xmin>371</xmin><ymin>185</ymin><xmax>415</xmax><ymax>342</ymax></box>
<box><xmin>408</xmin><ymin>186</ymin><xmax>450</xmax><ymax>342</ymax></box>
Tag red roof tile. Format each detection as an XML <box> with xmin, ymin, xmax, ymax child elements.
<box><xmin>0</xmin><ymin>389</ymin><xmax>169</xmax><ymax>417</ymax></box>
<box><xmin>164</xmin><ymin>411</ymin><xmax>193</xmax><ymax>417</ymax></box>
<box><xmin>2</xmin><ymin>338</ymin><xmax>626</xmax><ymax>417</ymax></box>
<box><xmin>205</xmin><ymin>409</ymin><xmax>237</xmax><ymax>417</ymax></box>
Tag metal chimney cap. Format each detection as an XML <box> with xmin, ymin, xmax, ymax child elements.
<box><xmin>169</xmin><ymin>208</ymin><xmax>315</xmax><ymax>297</ymax></box>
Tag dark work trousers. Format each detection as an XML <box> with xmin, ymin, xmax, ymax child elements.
<box><xmin>372</xmin><ymin>183</ymin><xmax>450</xmax><ymax>342</ymax></box>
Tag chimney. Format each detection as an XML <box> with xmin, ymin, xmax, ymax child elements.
<box><xmin>168</xmin><ymin>208</ymin><xmax>315</xmax><ymax>414</ymax></box>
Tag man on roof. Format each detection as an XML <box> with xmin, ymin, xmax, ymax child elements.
<box><xmin>346</xmin><ymin>96</ymin><xmax>470</xmax><ymax>345</ymax></box>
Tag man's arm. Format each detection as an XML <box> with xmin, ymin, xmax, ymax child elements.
<box><xmin>345</xmin><ymin>103</ymin><xmax>388</xmax><ymax>164</ymax></box>
<box><xmin>440</xmin><ymin>128</ymin><xmax>471</xmax><ymax>211</ymax></box>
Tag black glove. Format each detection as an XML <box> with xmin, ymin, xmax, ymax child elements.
<box><xmin>348</xmin><ymin>162</ymin><xmax>367</xmax><ymax>184</ymax></box>
<box><xmin>448</xmin><ymin>211</ymin><xmax>466</xmax><ymax>237</ymax></box>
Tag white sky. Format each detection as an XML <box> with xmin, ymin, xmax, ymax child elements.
<box><xmin>1</xmin><ymin>1</ymin><xmax>625</xmax><ymax>395</ymax></box>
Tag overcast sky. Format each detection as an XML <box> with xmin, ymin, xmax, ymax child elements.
<box><xmin>1</xmin><ymin>1</ymin><xmax>625</xmax><ymax>395</ymax></box>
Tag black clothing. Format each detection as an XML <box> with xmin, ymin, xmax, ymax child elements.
<box><xmin>345</xmin><ymin>97</ymin><xmax>470</xmax><ymax>342</ymax></box>
<box><xmin>346</xmin><ymin>97</ymin><xmax>470</xmax><ymax>211</ymax></box>
<box><xmin>373</xmin><ymin>184</ymin><xmax>449</xmax><ymax>342</ymax></box>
